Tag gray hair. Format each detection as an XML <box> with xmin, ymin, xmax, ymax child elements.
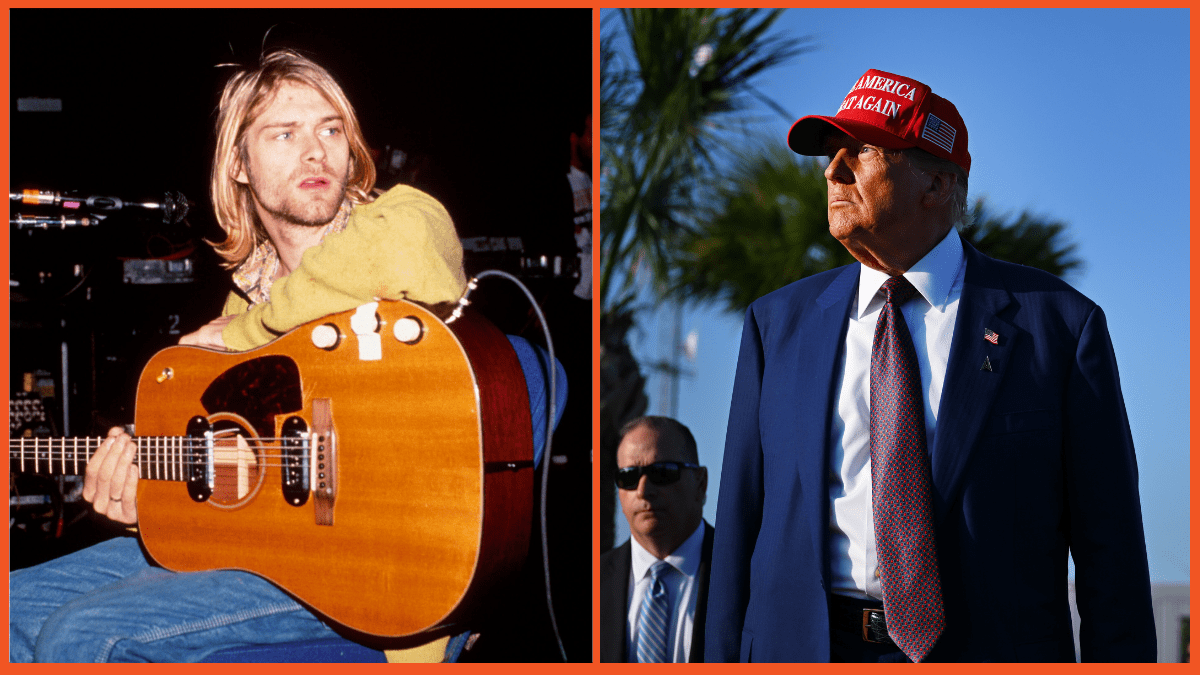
<box><xmin>895</xmin><ymin>146</ymin><xmax>972</xmax><ymax>229</ymax></box>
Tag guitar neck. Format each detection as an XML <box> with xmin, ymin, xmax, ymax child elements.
<box><xmin>10</xmin><ymin>436</ymin><xmax>190</xmax><ymax>482</ymax></box>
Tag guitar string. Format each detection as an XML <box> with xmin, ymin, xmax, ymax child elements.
<box><xmin>13</xmin><ymin>439</ymin><xmax>343</xmax><ymax>475</ymax></box>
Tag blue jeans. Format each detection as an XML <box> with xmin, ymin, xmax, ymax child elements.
<box><xmin>10</xmin><ymin>537</ymin><xmax>341</xmax><ymax>662</ymax></box>
<box><xmin>10</xmin><ymin>336</ymin><xmax>565</xmax><ymax>663</ymax></box>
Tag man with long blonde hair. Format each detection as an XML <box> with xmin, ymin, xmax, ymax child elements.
<box><xmin>185</xmin><ymin>48</ymin><xmax>466</xmax><ymax>352</ymax></box>
<box><xmin>10</xmin><ymin>49</ymin><xmax>476</xmax><ymax>663</ymax></box>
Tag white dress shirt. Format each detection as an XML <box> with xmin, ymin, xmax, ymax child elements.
<box><xmin>827</xmin><ymin>228</ymin><xmax>965</xmax><ymax>600</ymax></box>
<box><xmin>625</xmin><ymin>522</ymin><xmax>706</xmax><ymax>662</ymax></box>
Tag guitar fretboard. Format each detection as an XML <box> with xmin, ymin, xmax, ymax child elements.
<box><xmin>10</xmin><ymin>436</ymin><xmax>195</xmax><ymax>482</ymax></box>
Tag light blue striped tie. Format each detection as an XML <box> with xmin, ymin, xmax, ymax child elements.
<box><xmin>636</xmin><ymin>560</ymin><xmax>671</xmax><ymax>663</ymax></box>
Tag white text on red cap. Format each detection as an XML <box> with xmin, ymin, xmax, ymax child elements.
<box><xmin>838</xmin><ymin>95</ymin><xmax>902</xmax><ymax>119</ymax></box>
<box><xmin>847</xmin><ymin>74</ymin><xmax>919</xmax><ymax>100</ymax></box>
<box><xmin>835</xmin><ymin>74</ymin><xmax>920</xmax><ymax>120</ymax></box>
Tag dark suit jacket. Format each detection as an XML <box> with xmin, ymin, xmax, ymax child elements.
<box><xmin>705</xmin><ymin>243</ymin><xmax>1156</xmax><ymax>662</ymax></box>
<box><xmin>600</xmin><ymin>522</ymin><xmax>714</xmax><ymax>663</ymax></box>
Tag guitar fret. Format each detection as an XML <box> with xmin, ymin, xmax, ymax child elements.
<box><xmin>13</xmin><ymin>434</ymin><xmax>199</xmax><ymax>481</ymax></box>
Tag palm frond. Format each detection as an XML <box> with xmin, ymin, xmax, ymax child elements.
<box><xmin>600</xmin><ymin>8</ymin><xmax>813</xmax><ymax>310</ymax></box>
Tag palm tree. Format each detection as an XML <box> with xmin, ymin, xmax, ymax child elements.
<box><xmin>601</xmin><ymin>8</ymin><xmax>808</xmax><ymax>307</ymax></box>
<box><xmin>673</xmin><ymin>145</ymin><xmax>1083</xmax><ymax>316</ymax></box>
<box><xmin>599</xmin><ymin>8</ymin><xmax>808</xmax><ymax>551</ymax></box>
<box><xmin>673</xmin><ymin>145</ymin><xmax>856</xmax><ymax>314</ymax></box>
<box><xmin>963</xmin><ymin>201</ymin><xmax>1082</xmax><ymax>279</ymax></box>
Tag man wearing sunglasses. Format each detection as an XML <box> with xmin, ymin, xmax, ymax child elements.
<box><xmin>600</xmin><ymin>416</ymin><xmax>713</xmax><ymax>663</ymax></box>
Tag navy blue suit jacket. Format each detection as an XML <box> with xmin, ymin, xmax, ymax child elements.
<box><xmin>705</xmin><ymin>243</ymin><xmax>1155</xmax><ymax>662</ymax></box>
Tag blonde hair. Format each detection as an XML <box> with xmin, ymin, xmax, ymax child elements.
<box><xmin>209</xmin><ymin>50</ymin><xmax>377</xmax><ymax>269</ymax></box>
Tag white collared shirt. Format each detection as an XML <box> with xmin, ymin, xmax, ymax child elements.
<box><xmin>827</xmin><ymin>228</ymin><xmax>965</xmax><ymax>600</ymax></box>
<box><xmin>625</xmin><ymin>522</ymin><xmax>706</xmax><ymax>662</ymax></box>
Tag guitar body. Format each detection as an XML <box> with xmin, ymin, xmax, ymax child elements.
<box><xmin>132</xmin><ymin>300</ymin><xmax>533</xmax><ymax>638</ymax></box>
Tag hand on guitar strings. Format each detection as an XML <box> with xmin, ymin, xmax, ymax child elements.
<box><xmin>179</xmin><ymin>314</ymin><xmax>236</xmax><ymax>351</ymax></box>
<box><xmin>83</xmin><ymin>427</ymin><xmax>140</xmax><ymax>525</ymax></box>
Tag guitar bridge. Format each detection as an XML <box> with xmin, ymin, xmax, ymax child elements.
<box><xmin>310</xmin><ymin>398</ymin><xmax>336</xmax><ymax>526</ymax></box>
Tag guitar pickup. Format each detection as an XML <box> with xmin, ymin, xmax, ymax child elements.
<box><xmin>185</xmin><ymin>416</ymin><xmax>215</xmax><ymax>503</ymax></box>
<box><xmin>280</xmin><ymin>416</ymin><xmax>310</xmax><ymax>507</ymax></box>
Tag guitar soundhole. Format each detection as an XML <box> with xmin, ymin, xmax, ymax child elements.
<box><xmin>206</xmin><ymin>414</ymin><xmax>265</xmax><ymax>509</ymax></box>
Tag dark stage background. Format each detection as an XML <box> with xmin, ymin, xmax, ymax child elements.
<box><xmin>9</xmin><ymin>9</ymin><xmax>592</xmax><ymax>662</ymax></box>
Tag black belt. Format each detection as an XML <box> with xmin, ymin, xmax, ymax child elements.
<box><xmin>829</xmin><ymin>594</ymin><xmax>895</xmax><ymax>646</ymax></box>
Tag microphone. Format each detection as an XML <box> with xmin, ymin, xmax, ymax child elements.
<box><xmin>10</xmin><ymin>189</ymin><xmax>190</xmax><ymax>224</ymax></box>
<box><xmin>11</xmin><ymin>213</ymin><xmax>107</xmax><ymax>230</ymax></box>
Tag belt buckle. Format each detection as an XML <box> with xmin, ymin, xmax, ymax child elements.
<box><xmin>861</xmin><ymin>608</ymin><xmax>891</xmax><ymax>644</ymax></box>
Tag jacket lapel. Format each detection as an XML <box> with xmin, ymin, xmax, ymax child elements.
<box><xmin>799</xmin><ymin>264</ymin><xmax>859</xmax><ymax>573</ymax></box>
<box><xmin>930</xmin><ymin>244</ymin><xmax>1015</xmax><ymax>522</ymax></box>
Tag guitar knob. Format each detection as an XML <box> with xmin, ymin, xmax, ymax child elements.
<box><xmin>393</xmin><ymin>316</ymin><xmax>424</xmax><ymax>344</ymax></box>
<box><xmin>311</xmin><ymin>323</ymin><xmax>341</xmax><ymax>350</ymax></box>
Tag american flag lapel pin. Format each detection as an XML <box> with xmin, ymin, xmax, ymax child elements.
<box><xmin>983</xmin><ymin>328</ymin><xmax>999</xmax><ymax>345</ymax></box>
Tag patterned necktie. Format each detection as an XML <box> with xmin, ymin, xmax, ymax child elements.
<box><xmin>870</xmin><ymin>275</ymin><xmax>944</xmax><ymax>663</ymax></box>
<box><xmin>636</xmin><ymin>560</ymin><xmax>671</xmax><ymax>663</ymax></box>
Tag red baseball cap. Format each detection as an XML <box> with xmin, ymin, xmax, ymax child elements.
<box><xmin>788</xmin><ymin>69</ymin><xmax>971</xmax><ymax>173</ymax></box>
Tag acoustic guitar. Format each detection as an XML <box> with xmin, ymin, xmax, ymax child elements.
<box><xmin>9</xmin><ymin>299</ymin><xmax>534</xmax><ymax>638</ymax></box>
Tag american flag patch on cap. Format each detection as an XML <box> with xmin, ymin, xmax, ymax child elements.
<box><xmin>983</xmin><ymin>328</ymin><xmax>999</xmax><ymax>345</ymax></box>
<box><xmin>921</xmin><ymin>113</ymin><xmax>956</xmax><ymax>154</ymax></box>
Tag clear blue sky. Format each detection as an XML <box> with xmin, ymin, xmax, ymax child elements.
<box><xmin>607</xmin><ymin>8</ymin><xmax>1190</xmax><ymax>583</ymax></box>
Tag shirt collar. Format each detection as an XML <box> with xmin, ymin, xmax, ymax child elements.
<box><xmin>231</xmin><ymin>199</ymin><xmax>353</xmax><ymax>307</ymax></box>
<box><xmin>629</xmin><ymin>521</ymin><xmax>706</xmax><ymax>582</ymax></box>
<box><xmin>855</xmin><ymin>227</ymin><xmax>964</xmax><ymax>319</ymax></box>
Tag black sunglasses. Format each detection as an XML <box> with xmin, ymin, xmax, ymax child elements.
<box><xmin>615</xmin><ymin>461</ymin><xmax>702</xmax><ymax>490</ymax></box>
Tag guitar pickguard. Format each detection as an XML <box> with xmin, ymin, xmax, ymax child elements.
<box><xmin>199</xmin><ymin>355</ymin><xmax>303</xmax><ymax>438</ymax></box>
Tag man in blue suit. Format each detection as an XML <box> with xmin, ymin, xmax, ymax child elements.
<box><xmin>705</xmin><ymin>69</ymin><xmax>1156</xmax><ymax>662</ymax></box>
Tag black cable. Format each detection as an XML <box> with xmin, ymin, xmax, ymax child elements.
<box><xmin>451</xmin><ymin>270</ymin><xmax>566</xmax><ymax>662</ymax></box>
